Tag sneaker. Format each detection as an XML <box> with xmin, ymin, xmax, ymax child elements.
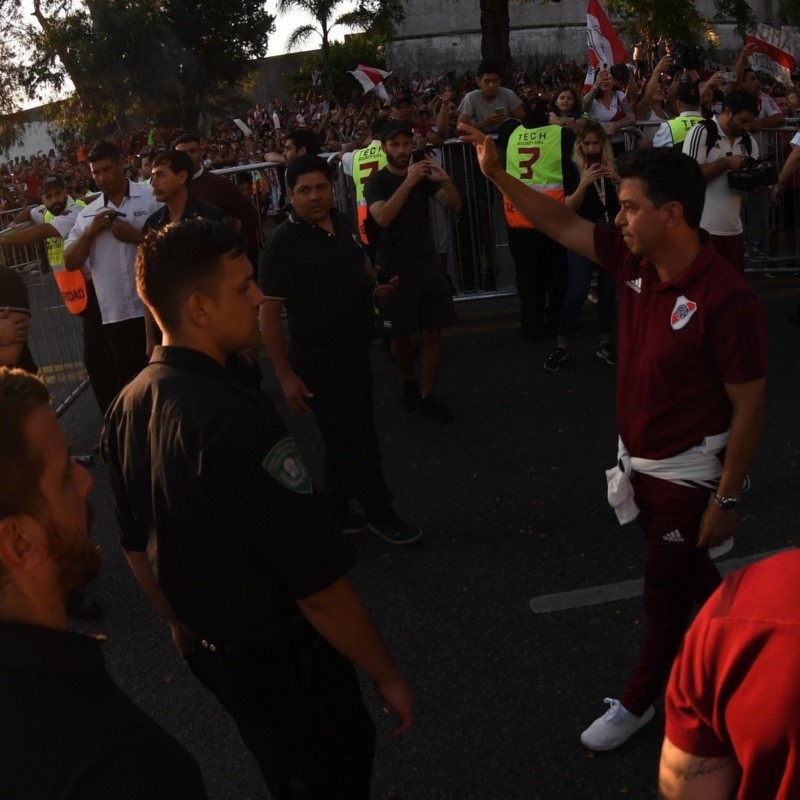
<box><xmin>543</xmin><ymin>347</ymin><xmax>567</xmax><ymax>373</ymax></box>
<box><xmin>750</xmin><ymin>246</ymin><xmax>768</xmax><ymax>261</ymax></box>
<box><xmin>402</xmin><ymin>380</ymin><xmax>420</xmax><ymax>412</ymax></box>
<box><xmin>596</xmin><ymin>343</ymin><xmax>618</xmax><ymax>366</ymax></box>
<box><xmin>367</xmin><ymin>515</ymin><xmax>423</xmax><ymax>545</ymax></box>
<box><xmin>580</xmin><ymin>698</ymin><xmax>654</xmax><ymax>751</ymax></box>
<box><xmin>337</xmin><ymin>509</ymin><xmax>368</xmax><ymax>534</ymax></box>
<box><xmin>419</xmin><ymin>394</ymin><xmax>454</xmax><ymax>423</ymax></box>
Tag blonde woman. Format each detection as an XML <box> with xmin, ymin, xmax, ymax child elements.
<box><xmin>544</xmin><ymin>120</ymin><xmax>620</xmax><ymax>372</ymax></box>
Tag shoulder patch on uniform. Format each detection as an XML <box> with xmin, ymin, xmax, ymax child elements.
<box><xmin>670</xmin><ymin>295</ymin><xmax>698</xmax><ymax>330</ymax></box>
<box><xmin>262</xmin><ymin>436</ymin><xmax>313</xmax><ymax>494</ymax></box>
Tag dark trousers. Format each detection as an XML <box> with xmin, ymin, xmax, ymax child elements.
<box><xmin>186</xmin><ymin>628</ymin><xmax>376</xmax><ymax>800</ymax></box>
<box><xmin>558</xmin><ymin>251</ymin><xmax>616</xmax><ymax>344</ymax></box>
<box><xmin>80</xmin><ymin>281</ymin><xmax>124</xmax><ymax>414</ymax></box>
<box><xmin>291</xmin><ymin>346</ymin><xmax>393</xmax><ymax>522</ymax></box>
<box><xmin>506</xmin><ymin>226</ymin><xmax>567</xmax><ymax>336</ymax></box>
<box><xmin>620</xmin><ymin>473</ymin><xmax>722</xmax><ymax>716</ymax></box>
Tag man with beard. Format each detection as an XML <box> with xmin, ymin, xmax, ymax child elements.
<box><xmin>364</xmin><ymin>120</ymin><xmax>461</xmax><ymax>422</ymax></box>
<box><xmin>0</xmin><ymin>367</ymin><xmax>208</xmax><ymax>798</ymax></box>
<box><xmin>460</xmin><ymin>129</ymin><xmax>766</xmax><ymax>752</ymax></box>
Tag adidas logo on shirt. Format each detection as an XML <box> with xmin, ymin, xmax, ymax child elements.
<box><xmin>663</xmin><ymin>529</ymin><xmax>684</xmax><ymax>543</ymax></box>
<box><xmin>626</xmin><ymin>278</ymin><xmax>642</xmax><ymax>294</ymax></box>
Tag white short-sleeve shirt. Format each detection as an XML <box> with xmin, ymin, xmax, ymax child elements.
<box><xmin>65</xmin><ymin>180</ymin><xmax>162</xmax><ymax>324</ymax></box>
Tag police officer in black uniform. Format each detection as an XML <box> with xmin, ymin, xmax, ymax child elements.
<box><xmin>102</xmin><ymin>219</ymin><xmax>414</xmax><ymax>800</ymax></box>
<box><xmin>259</xmin><ymin>155</ymin><xmax>422</xmax><ymax>546</ymax></box>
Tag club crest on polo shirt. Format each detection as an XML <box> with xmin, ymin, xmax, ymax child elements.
<box><xmin>670</xmin><ymin>295</ymin><xmax>698</xmax><ymax>330</ymax></box>
<box><xmin>262</xmin><ymin>437</ymin><xmax>313</xmax><ymax>494</ymax></box>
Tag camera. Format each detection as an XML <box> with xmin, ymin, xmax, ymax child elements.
<box><xmin>727</xmin><ymin>157</ymin><xmax>779</xmax><ymax>191</ymax></box>
<box><xmin>670</xmin><ymin>42</ymin><xmax>704</xmax><ymax>71</ymax></box>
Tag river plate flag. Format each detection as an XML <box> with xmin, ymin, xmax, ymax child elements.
<box><xmin>584</xmin><ymin>0</ymin><xmax>630</xmax><ymax>91</ymax></box>
<box><xmin>348</xmin><ymin>64</ymin><xmax>392</xmax><ymax>101</ymax></box>
<box><xmin>745</xmin><ymin>22</ymin><xmax>798</xmax><ymax>85</ymax></box>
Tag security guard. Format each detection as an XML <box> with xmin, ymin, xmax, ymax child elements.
<box><xmin>652</xmin><ymin>80</ymin><xmax>704</xmax><ymax>148</ymax></box>
<box><xmin>259</xmin><ymin>155</ymin><xmax>421</xmax><ymax>545</ymax></box>
<box><xmin>499</xmin><ymin>100</ymin><xmax>574</xmax><ymax>339</ymax></box>
<box><xmin>102</xmin><ymin>219</ymin><xmax>414</xmax><ymax>800</ymax></box>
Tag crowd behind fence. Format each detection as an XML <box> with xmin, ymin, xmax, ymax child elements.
<box><xmin>3</xmin><ymin>125</ymin><xmax>800</xmax><ymax>413</ymax></box>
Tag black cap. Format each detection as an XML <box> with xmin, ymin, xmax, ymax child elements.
<box><xmin>381</xmin><ymin>120</ymin><xmax>414</xmax><ymax>140</ymax></box>
<box><xmin>676</xmin><ymin>80</ymin><xmax>701</xmax><ymax>106</ymax></box>
<box><xmin>522</xmin><ymin>97</ymin><xmax>549</xmax><ymax>128</ymax></box>
<box><xmin>42</xmin><ymin>174</ymin><xmax>64</xmax><ymax>192</ymax></box>
<box><xmin>392</xmin><ymin>93</ymin><xmax>413</xmax><ymax>107</ymax></box>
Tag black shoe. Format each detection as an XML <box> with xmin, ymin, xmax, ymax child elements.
<box><xmin>338</xmin><ymin>509</ymin><xmax>368</xmax><ymax>534</ymax></box>
<box><xmin>543</xmin><ymin>347</ymin><xmax>567</xmax><ymax>373</ymax></box>
<box><xmin>67</xmin><ymin>590</ymin><xmax>103</xmax><ymax>621</ymax></box>
<box><xmin>402</xmin><ymin>380</ymin><xmax>420</xmax><ymax>412</ymax></box>
<box><xmin>367</xmin><ymin>515</ymin><xmax>423</xmax><ymax>545</ymax></box>
<box><xmin>419</xmin><ymin>394</ymin><xmax>454</xmax><ymax>423</ymax></box>
<box><xmin>596</xmin><ymin>343</ymin><xmax>618</xmax><ymax>365</ymax></box>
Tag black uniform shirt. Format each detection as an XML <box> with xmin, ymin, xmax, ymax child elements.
<box><xmin>0</xmin><ymin>621</ymin><xmax>207</xmax><ymax>799</ymax></box>
<box><xmin>258</xmin><ymin>207</ymin><xmax>375</xmax><ymax>352</ymax></box>
<box><xmin>102</xmin><ymin>345</ymin><xmax>355</xmax><ymax>647</ymax></box>
<box><xmin>142</xmin><ymin>192</ymin><xmax>227</xmax><ymax>233</ymax></box>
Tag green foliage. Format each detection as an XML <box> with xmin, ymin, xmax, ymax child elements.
<box><xmin>605</xmin><ymin>0</ymin><xmax>755</xmax><ymax>45</ymax></box>
<box><xmin>779</xmin><ymin>0</ymin><xmax>800</xmax><ymax>26</ymax></box>
<box><xmin>285</xmin><ymin>34</ymin><xmax>387</xmax><ymax>100</ymax></box>
<box><xmin>0</xmin><ymin>0</ymin><xmax>275</xmax><ymax>135</ymax></box>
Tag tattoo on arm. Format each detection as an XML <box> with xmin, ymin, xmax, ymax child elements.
<box><xmin>684</xmin><ymin>757</ymin><xmax>734</xmax><ymax>782</ymax></box>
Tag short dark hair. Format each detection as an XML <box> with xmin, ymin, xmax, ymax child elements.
<box><xmin>88</xmin><ymin>141</ymin><xmax>123</xmax><ymax>163</ymax></box>
<box><xmin>235</xmin><ymin>172</ymin><xmax>254</xmax><ymax>187</ymax></box>
<box><xmin>152</xmin><ymin>150</ymin><xmax>194</xmax><ymax>183</ymax></box>
<box><xmin>285</xmin><ymin>128</ymin><xmax>321</xmax><ymax>156</ymax></box>
<box><xmin>617</xmin><ymin>148</ymin><xmax>705</xmax><ymax>229</ymax></box>
<box><xmin>723</xmin><ymin>90</ymin><xmax>759</xmax><ymax>117</ymax></box>
<box><xmin>477</xmin><ymin>61</ymin><xmax>502</xmax><ymax>78</ymax></box>
<box><xmin>285</xmin><ymin>155</ymin><xmax>333</xmax><ymax>191</ymax></box>
<box><xmin>136</xmin><ymin>219</ymin><xmax>245</xmax><ymax>330</ymax></box>
<box><xmin>174</xmin><ymin>132</ymin><xmax>201</xmax><ymax>147</ymax></box>
<box><xmin>0</xmin><ymin>368</ymin><xmax>50</xmax><ymax>522</ymax></box>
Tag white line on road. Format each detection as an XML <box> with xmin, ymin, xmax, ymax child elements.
<box><xmin>529</xmin><ymin>548</ymin><xmax>793</xmax><ymax>613</ymax></box>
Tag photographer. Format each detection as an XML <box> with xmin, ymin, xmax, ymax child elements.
<box><xmin>683</xmin><ymin>90</ymin><xmax>760</xmax><ymax>274</ymax></box>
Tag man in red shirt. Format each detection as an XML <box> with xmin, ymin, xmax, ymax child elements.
<box><xmin>660</xmin><ymin>549</ymin><xmax>800</xmax><ymax>800</ymax></box>
<box><xmin>460</xmin><ymin>124</ymin><xmax>766</xmax><ymax>751</ymax></box>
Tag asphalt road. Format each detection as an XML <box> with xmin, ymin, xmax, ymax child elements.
<box><xmin>58</xmin><ymin>276</ymin><xmax>800</xmax><ymax>800</ymax></box>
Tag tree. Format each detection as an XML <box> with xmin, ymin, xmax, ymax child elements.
<box><xmin>474</xmin><ymin>0</ymin><xmax>757</xmax><ymax>83</ymax></box>
<box><xmin>278</xmin><ymin>0</ymin><xmax>404</xmax><ymax>92</ymax></box>
<box><xmin>0</xmin><ymin>0</ymin><xmax>275</xmax><ymax>136</ymax></box>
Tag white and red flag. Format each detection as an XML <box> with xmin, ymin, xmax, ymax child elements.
<box><xmin>585</xmin><ymin>0</ymin><xmax>629</xmax><ymax>90</ymax></box>
<box><xmin>348</xmin><ymin>64</ymin><xmax>392</xmax><ymax>101</ymax></box>
<box><xmin>744</xmin><ymin>23</ymin><xmax>797</xmax><ymax>84</ymax></box>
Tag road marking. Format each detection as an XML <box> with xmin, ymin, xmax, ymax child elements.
<box><xmin>529</xmin><ymin>547</ymin><xmax>792</xmax><ymax>613</ymax></box>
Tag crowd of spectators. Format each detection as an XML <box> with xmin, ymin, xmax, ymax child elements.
<box><xmin>2</xmin><ymin>51</ymin><xmax>800</xmax><ymax>221</ymax></box>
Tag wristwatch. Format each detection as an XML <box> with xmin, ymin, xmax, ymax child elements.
<box><xmin>714</xmin><ymin>494</ymin><xmax>740</xmax><ymax>513</ymax></box>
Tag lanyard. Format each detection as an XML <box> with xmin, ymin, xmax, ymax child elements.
<box><xmin>593</xmin><ymin>177</ymin><xmax>609</xmax><ymax>223</ymax></box>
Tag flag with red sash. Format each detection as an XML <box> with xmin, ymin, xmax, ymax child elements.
<box><xmin>744</xmin><ymin>23</ymin><xmax>797</xmax><ymax>85</ymax></box>
<box><xmin>584</xmin><ymin>0</ymin><xmax>629</xmax><ymax>91</ymax></box>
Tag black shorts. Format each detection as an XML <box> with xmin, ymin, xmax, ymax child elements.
<box><xmin>380</xmin><ymin>264</ymin><xmax>457</xmax><ymax>338</ymax></box>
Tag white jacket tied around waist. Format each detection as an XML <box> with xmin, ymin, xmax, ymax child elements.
<box><xmin>605</xmin><ymin>432</ymin><xmax>729</xmax><ymax>525</ymax></box>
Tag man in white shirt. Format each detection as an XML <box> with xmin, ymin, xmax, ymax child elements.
<box><xmin>64</xmin><ymin>141</ymin><xmax>161</xmax><ymax>397</ymax></box>
<box><xmin>682</xmin><ymin>90</ymin><xmax>759</xmax><ymax>274</ymax></box>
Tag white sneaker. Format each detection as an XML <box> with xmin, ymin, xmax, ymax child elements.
<box><xmin>580</xmin><ymin>698</ymin><xmax>654</xmax><ymax>751</ymax></box>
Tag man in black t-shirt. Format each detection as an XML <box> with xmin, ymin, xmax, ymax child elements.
<box><xmin>259</xmin><ymin>156</ymin><xmax>422</xmax><ymax>546</ymax></box>
<box><xmin>364</xmin><ymin>120</ymin><xmax>461</xmax><ymax>422</ymax></box>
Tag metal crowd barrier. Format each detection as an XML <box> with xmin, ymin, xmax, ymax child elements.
<box><xmin>5</xmin><ymin>128</ymin><xmax>800</xmax><ymax>412</ymax></box>
<box><xmin>0</xmin><ymin>208</ymin><xmax>88</xmax><ymax>416</ymax></box>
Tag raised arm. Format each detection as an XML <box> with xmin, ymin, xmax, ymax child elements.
<box><xmin>459</xmin><ymin>123</ymin><xmax>598</xmax><ymax>262</ymax></box>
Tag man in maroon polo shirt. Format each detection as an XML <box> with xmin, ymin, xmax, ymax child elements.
<box><xmin>459</xmin><ymin>125</ymin><xmax>766</xmax><ymax>752</ymax></box>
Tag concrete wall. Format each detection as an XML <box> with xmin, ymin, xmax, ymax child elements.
<box><xmin>386</xmin><ymin>0</ymin><xmax>780</xmax><ymax>76</ymax></box>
